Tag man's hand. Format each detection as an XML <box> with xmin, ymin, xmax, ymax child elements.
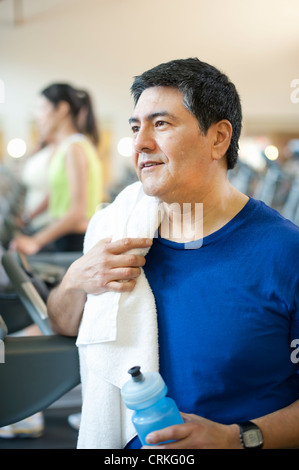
<box><xmin>47</xmin><ymin>237</ymin><xmax>153</xmax><ymax>336</ymax></box>
<box><xmin>63</xmin><ymin>237</ymin><xmax>153</xmax><ymax>296</ymax></box>
<box><xmin>143</xmin><ymin>413</ymin><xmax>241</xmax><ymax>449</ymax></box>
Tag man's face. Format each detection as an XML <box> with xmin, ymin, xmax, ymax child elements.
<box><xmin>129</xmin><ymin>86</ymin><xmax>215</xmax><ymax>204</ymax></box>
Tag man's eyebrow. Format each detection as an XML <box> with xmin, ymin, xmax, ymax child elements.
<box><xmin>128</xmin><ymin>116</ymin><xmax>140</xmax><ymax>125</ymax></box>
<box><xmin>128</xmin><ymin>111</ymin><xmax>178</xmax><ymax>125</ymax></box>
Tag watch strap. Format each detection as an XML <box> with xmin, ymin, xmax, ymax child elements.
<box><xmin>237</xmin><ymin>420</ymin><xmax>264</xmax><ymax>449</ymax></box>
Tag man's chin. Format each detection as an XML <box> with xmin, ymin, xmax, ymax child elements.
<box><xmin>141</xmin><ymin>182</ymin><xmax>162</xmax><ymax>199</ymax></box>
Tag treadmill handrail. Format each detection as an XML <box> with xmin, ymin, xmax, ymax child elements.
<box><xmin>21</xmin><ymin>282</ymin><xmax>48</xmax><ymax>320</ymax></box>
<box><xmin>1</xmin><ymin>251</ymin><xmax>53</xmax><ymax>336</ymax></box>
<box><xmin>0</xmin><ymin>314</ymin><xmax>8</xmax><ymax>341</ymax></box>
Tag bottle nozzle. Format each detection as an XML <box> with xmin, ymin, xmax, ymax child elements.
<box><xmin>128</xmin><ymin>365</ymin><xmax>144</xmax><ymax>382</ymax></box>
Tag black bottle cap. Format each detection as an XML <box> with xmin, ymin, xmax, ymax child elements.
<box><xmin>128</xmin><ymin>365</ymin><xmax>144</xmax><ymax>382</ymax></box>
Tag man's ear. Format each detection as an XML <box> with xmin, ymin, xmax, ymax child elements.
<box><xmin>211</xmin><ymin>120</ymin><xmax>232</xmax><ymax>161</ymax></box>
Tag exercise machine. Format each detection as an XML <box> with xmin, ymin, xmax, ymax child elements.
<box><xmin>0</xmin><ymin>251</ymin><xmax>80</xmax><ymax>427</ymax></box>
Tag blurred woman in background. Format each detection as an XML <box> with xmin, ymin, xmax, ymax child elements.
<box><xmin>10</xmin><ymin>83</ymin><xmax>103</xmax><ymax>254</ymax></box>
<box><xmin>16</xmin><ymin>142</ymin><xmax>55</xmax><ymax>234</ymax></box>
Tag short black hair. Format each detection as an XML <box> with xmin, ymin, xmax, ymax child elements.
<box><xmin>131</xmin><ymin>58</ymin><xmax>242</xmax><ymax>170</ymax></box>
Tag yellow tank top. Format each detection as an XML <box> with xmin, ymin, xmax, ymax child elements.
<box><xmin>48</xmin><ymin>134</ymin><xmax>102</xmax><ymax>219</ymax></box>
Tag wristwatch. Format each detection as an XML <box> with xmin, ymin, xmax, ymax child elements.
<box><xmin>237</xmin><ymin>421</ymin><xmax>264</xmax><ymax>449</ymax></box>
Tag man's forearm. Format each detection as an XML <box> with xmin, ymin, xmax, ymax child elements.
<box><xmin>47</xmin><ymin>272</ymin><xmax>86</xmax><ymax>336</ymax></box>
<box><xmin>227</xmin><ymin>399</ymin><xmax>299</xmax><ymax>449</ymax></box>
<box><xmin>252</xmin><ymin>399</ymin><xmax>299</xmax><ymax>449</ymax></box>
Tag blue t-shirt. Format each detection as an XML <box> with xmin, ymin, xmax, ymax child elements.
<box><xmin>126</xmin><ymin>198</ymin><xmax>299</xmax><ymax>448</ymax></box>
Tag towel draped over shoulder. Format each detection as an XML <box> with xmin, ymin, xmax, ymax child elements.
<box><xmin>76</xmin><ymin>182</ymin><xmax>162</xmax><ymax>448</ymax></box>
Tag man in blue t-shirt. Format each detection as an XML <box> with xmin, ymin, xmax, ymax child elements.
<box><xmin>48</xmin><ymin>58</ymin><xmax>299</xmax><ymax>449</ymax></box>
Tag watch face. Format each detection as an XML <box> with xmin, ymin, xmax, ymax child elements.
<box><xmin>243</xmin><ymin>429</ymin><xmax>263</xmax><ymax>448</ymax></box>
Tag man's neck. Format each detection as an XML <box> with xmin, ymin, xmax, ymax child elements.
<box><xmin>159</xmin><ymin>180</ymin><xmax>249</xmax><ymax>243</ymax></box>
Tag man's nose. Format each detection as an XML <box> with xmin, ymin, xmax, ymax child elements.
<box><xmin>133</xmin><ymin>127</ymin><xmax>156</xmax><ymax>153</ymax></box>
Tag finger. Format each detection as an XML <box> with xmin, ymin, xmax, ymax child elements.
<box><xmin>106</xmin><ymin>279</ymin><xmax>137</xmax><ymax>292</ymax></box>
<box><xmin>146</xmin><ymin>423</ymin><xmax>191</xmax><ymax>446</ymax></box>
<box><xmin>106</xmin><ymin>238</ymin><xmax>152</xmax><ymax>255</ymax></box>
<box><xmin>108</xmin><ymin>253</ymin><xmax>147</xmax><ymax>269</ymax></box>
<box><xmin>142</xmin><ymin>438</ymin><xmax>190</xmax><ymax>450</ymax></box>
<box><xmin>180</xmin><ymin>412</ymin><xmax>198</xmax><ymax>423</ymax></box>
<box><xmin>148</xmin><ymin>436</ymin><xmax>193</xmax><ymax>450</ymax></box>
<box><xmin>107</xmin><ymin>266</ymin><xmax>142</xmax><ymax>281</ymax></box>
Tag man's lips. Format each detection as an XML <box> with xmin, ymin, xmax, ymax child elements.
<box><xmin>139</xmin><ymin>161</ymin><xmax>163</xmax><ymax>170</ymax></box>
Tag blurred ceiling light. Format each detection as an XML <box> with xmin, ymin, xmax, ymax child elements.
<box><xmin>0</xmin><ymin>80</ymin><xmax>5</xmax><ymax>104</ymax></box>
<box><xmin>264</xmin><ymin>145</ymin><xmax>279</xmax><ymax>161</ymax></box>
<box><xmin>117</xmin><ymin>137</ymin><xmax>133</xmax><ymax>157</ymax></box>
<box><xmin>238</xmin><ymin>139</ymin><xmax>266</xmax><ymax>171</ymax></box>
<box><xmin>7</xmin><ymin>138</ymin><xmax>27</xmax><ymax>158</ymax></box>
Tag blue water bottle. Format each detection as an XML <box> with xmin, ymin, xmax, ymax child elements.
<box><xmin>121</xmin><ymin>365</ymin><xmax>184</xmax><ymax>446</ymax></box>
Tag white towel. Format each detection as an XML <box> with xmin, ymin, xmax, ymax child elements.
<box><xmin>76</xmin><ymin>181</ymin><xmax>163</xmax><ymax>449</ymax></box>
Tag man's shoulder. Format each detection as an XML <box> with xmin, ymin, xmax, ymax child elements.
<box><xmin>256</xmin><ymin>199</ymin><xmax>299</xmax><ymax>234</ymax></box>
<box><xmin>250</xmin><ymin>198</ymin><xmax>299</xmax><ymax>256</ymax></box>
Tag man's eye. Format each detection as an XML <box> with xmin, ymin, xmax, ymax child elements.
<box><xmin>131</xmin><ymin>126</ymin><xmax>139</xmax><ymax>134</ymax></box>
<box><xmin>155</xmin><ymin>120</ymin><xmax>166</xmax><ymax>127</ymax></box>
